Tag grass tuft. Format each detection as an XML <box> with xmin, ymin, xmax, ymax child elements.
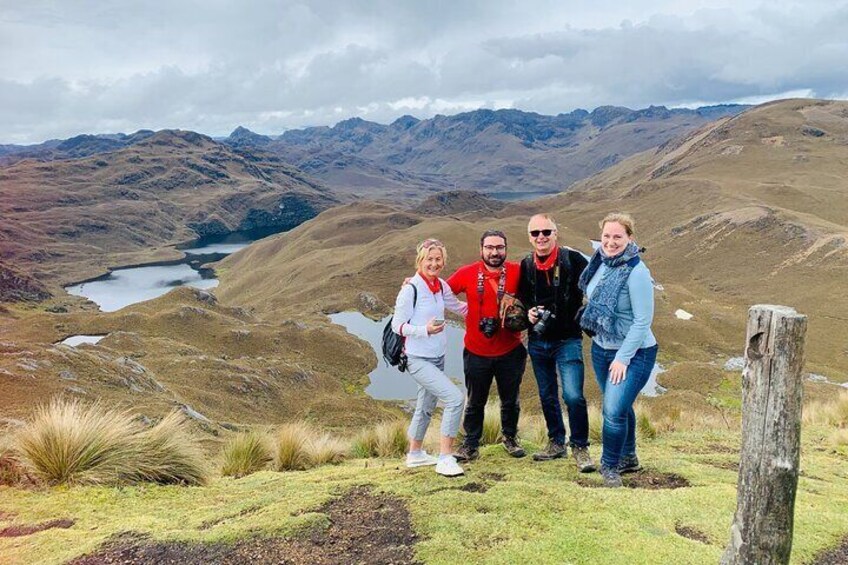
<box><xmin>804</xmin><ymin>391</ymin><xmax>848</xmax><ymax>427</ymax></box>
<box><xmin>15</xmin><ymin>400</ymin><xmax>138</xmax><ymax>485</ymax></box>
<box><xmin>588</xmin><ymin>404</ymin><xmax>603</xmax><ymax>444</ymax></box>
<box><xmin>518</xmin><ymin>413</ymin><xmax>549</xmax><ymax>446</ymax></box>
<box><xmin>373</xmin><ymin>420</ymin><xmax>409</xmax><ymax>458</ymax></box>
<box><xmin>125</xmin><ymin>411</ymin><xmax>208</xmax><ymax>485</ymax></box>
<box><xmin>635</xmin><ymin>403</ymin><xmax>658</xmax><ymax>440</ymax></box>
<box><xmin>306</xmin><ymin>433</ymin><xmax>348</xmax><ymax>466</ymax></box>
<box><xmin>273</xmin><ymin>423</ymin><xmax>312</xmax><ymax>471</ymax></box>
<box><xmin>481</xmin><ymin>399</ymin><xmax>503</xmax><ymax>445</ymax></box>
<box><xmin>350</xmin><ymin>427</ymin><xmax>380</xmax><ymax>458</ymax></box>
<box><xmin>221</xmin><ymin>431</ymin><xmax>273</xmax><ymax>478</ymax></box>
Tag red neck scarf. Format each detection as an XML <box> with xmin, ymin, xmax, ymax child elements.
<box><xmin>419</xmin><ymin>272</ymin><xmax>442</xmax><ymax>294</ymax></box>
<box><xmin>534</xmin><ymin>246</ymin><xmax>559</xmax><ymax>271</ymax></box>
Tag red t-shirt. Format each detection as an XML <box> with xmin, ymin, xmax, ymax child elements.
<box><xmin>447</xmin><ymin>261</ymin><xmax>523</xmax><ymax>357</ymax></box>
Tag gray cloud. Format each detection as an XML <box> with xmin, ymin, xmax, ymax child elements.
<box><xmin>1</xmin><ymin>0</ymin><xmax>846</xmax><ymax>143</ymax></box>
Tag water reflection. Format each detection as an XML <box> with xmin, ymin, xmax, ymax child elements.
<box><xmin>329</xmin><ymin>312</ymin><xmax>466</xmax><ymax>400</ymax></box>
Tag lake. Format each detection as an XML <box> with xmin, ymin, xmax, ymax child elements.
<box><xmin>64</xmin><ymin>230</ymin><xmax>262</xmax><ymax>312</ymax></box>
<box><xmin>329</xmin><ymin>311</ymin><xmax>666</xmax><ymax>400</ymax></box>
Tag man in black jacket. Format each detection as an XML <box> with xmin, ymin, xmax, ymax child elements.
<box><xmin>518</xmin><ymin>213</ymin><xmax>595</xmax><ymax>472</ymax></box>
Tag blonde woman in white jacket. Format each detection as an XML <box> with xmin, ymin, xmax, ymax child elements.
<box><xmin>392</xmin><ymin>239</ymin><xmax>468</xmax><ymax>477</ymax></box>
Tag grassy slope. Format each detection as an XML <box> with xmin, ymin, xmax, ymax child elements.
<box><xmin>1</xmin><ymin>425</ymin><xmax>846</xmax><ymax>565</ymax></box>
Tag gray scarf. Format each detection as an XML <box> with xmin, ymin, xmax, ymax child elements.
<box><xmin>577</xmin><ymin>242</ymin><xmax>641</xmax><ymax>341</ymax></box>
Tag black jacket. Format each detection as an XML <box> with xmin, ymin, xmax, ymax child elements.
<box><xmin>518</xmin><ymin>247</ymin><xmax>588</xmax><ymax>341</ymax></box>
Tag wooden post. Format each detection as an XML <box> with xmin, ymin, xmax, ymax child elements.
<box><xmin>722</xmin><ymin>305</ymin><xmax>807</xmax><ymax>565</ymax></box>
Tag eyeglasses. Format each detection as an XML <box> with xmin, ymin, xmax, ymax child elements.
<box><xmin>529</xmin><ymin>229</ymin><xmax>555</xmax><ymax>238</ymax></box>
<box><xmin>419</xmin><ymin>238</ymin><xmax>444</xmax><ymax>249</ymax></box>
<box><xmin>482</xmin><ymin>245</ymin><xmax>506</xmax><ymax>252</ymax></box>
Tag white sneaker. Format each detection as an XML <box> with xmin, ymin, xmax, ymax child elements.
<box><xmin>406</xmin><ymin>450</ymin><xmax>438</xmax><ymax>468</ymax></box>
<box><xmin>435</xmin><ymin>455</ymin><xmax>464</xmax><ymax>477</ymax></box>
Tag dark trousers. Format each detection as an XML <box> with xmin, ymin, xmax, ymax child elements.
<box><xmin>461</xmin><ymin>344</ymin><xmax>527</xmax><ymax>448</ymax></box>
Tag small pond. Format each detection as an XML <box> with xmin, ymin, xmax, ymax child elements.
<box><xmin>330</xmin><ymin>311</ymin><xmax>666</xmax><ymax>400</ymax></box>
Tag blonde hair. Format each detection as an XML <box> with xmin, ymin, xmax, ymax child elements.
<box><xmin>600</xmin><ymin>213</ymin><xmax>635</xmax><ymax>236</ymax></box>
<box><xmin>415</xmin><ymin>239</ymin><xmax>447</xmax><ymax>269</ymax></box>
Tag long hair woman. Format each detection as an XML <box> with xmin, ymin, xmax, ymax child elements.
<box><xmin>391</xmin><ymin>238</ymin><xmax>468</xmax><ymax>477</ymax></box>
<box><xmin>578</xmin><ymin>213</ymin><xmax>658</xmax><ymax>487</ymax></box>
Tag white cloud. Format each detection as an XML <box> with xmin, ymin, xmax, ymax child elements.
<box><xmin>0</xmin><ymin>0</ymin><xmax>847</xmax><ymax>143</ymax></box>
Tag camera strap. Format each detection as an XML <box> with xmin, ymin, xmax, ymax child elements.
<box><xmin>477</xmin><ymin>267</ymin><xmax>506</xmax><ymax>317</ymax></box>
<box><xmin>530</xmin><ymin>251</ymin><xmax>562</xmax><ymax>319</ymax></box>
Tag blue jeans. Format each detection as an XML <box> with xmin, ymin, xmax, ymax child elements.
<box><xmin>591</xmin><ymin>342</ymin><xmax>659</xmax><ymax>468</ymax></box>
<box><xmin>527</xmin><ymin>337</ymin><xmax>589</xmax><ymax>447</ymax></box>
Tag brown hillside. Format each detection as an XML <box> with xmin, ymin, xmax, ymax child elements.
<box><xmin>217</xmin><ymin>99</ymin><xmax>848</xmax><ymax>384</ymax></box>
<box><xmin>0</xmin><ymin>130</ymin><xmax>339</xmax><ymax>294</ymax></box>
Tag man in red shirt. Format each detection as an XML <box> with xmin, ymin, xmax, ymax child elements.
<box><xmin>447</xmin><ymin>229</ymin><xmax>527</xmax><ymax>461</ymax></box>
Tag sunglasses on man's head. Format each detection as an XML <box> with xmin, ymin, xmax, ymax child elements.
<box><xmin>529</xmin><ymin>229</ymin><xmax>554</xmax><ymax>238</ymax></box>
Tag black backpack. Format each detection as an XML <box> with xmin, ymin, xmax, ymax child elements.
<box><xmin>382</xmin><ymin>284</ymin><xmax>417</xmax><ymax>372</ymax></box>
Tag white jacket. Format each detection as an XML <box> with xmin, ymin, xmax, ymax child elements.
<box><xmin>391</xmin><ymin>273</ymin><xmax>467</xmax><ymax>358</ymax></box>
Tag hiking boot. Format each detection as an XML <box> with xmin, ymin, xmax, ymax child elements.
<box><xmin>405</xmin><ymin>450</ymin><xmax>438</xmax><ymax>468</ymax></box>
<box><xmin>571</xmin><ymin>446</ymin><xmax>597</xmax><ymax>473</ymax></box>
<box><xmin>453</xmin><ymin>444</ymin><xmax>479</xmax><ymax>462</ymax></box>
<box><xmin>600</xmin><ymin>465</ymin><xmax>623</xmax><ymax>488</ymax></box>
<box><xmin>435</xmin><ymin>455</ymin><xmax>464</xmax><ymax>477</ymax></box>
<box><xmin>532</xmin><ymin>441</ymin><xmax>566</xmax><ymax>461</ymax></box>
<box><xmin>618</xmin><ymin>454</ymin><xmax>642</xmax><ymax>474</ymax></box>
<box><xmin>502</xmin><ymin>436</ymin><xmax>526</xmax><ymax>458</ymax></box>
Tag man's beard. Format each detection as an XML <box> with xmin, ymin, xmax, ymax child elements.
<box><xmin>482</xmin><ymin>255</ymin><xmax>505</xmax><ymax>268</ymax></box>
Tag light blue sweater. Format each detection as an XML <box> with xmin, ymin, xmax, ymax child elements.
<box><xmin>585</xmin><ymin>261</ymin><xmax>657</xmax><ymax>365</ymax></box>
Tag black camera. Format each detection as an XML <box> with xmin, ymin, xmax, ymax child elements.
<box><xmin>532</xmin><ymin>307</ymin><xmax>555</xmax><ymax>335</ymax></box>
<box><xmin>479</xmin><ymin>317</ymin><xmax>499</xmax><ymax>338</ymax></box>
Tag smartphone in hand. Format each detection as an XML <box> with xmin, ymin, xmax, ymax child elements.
<box><xmin>433</xmin><ymin>318</ymin><xmax>445</xmax><ymax>326</ymax></box>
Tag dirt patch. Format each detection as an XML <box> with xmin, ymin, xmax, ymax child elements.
<box><xmin>68</xmin><ymin>486</ymin><xmax>421</xmax><ymax>564</ymax></box>
<box><xmin>810</xmin><ymin>534</ymin><xmax>848</xmax><ymax>565</ymax></box>
<box><xmin>478</xmin><ymin>472</ymin><xmax>506</xmax><ymax>482</ymax></box>
<box><xmin>577</xmin><ymin>469</ymin><xmax>691</xmax><ymax>490</ymax></box>
<box><xmin>0</xmin><ymin>518</ymin><xmax>75</xmax><ymax>538</ymax></box>
<box><xmin>459</xmin><ymin>482</ymin><xmax>488</xmax><ymax>493</ymax></box>
<box><xmin>675</xmin><ymin>524</ymin><xmax>711</xmax><ymax>544</ymax></box>
<box><xmin>701</xmin><ymin>458</ymin><xmax>739</xmax><ymax>472</ymax></box>
<box><xmin>672</xmin><ymin>443</ymin><xmax>737</xmax><ymax>455</ymax></box>
<box><xmin>198</xmin><ymin>505</ymin><xmax>262</xmax><ymax>530</ymax></box>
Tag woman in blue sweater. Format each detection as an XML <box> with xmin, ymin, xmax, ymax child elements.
<box><xmin>578</xmin><ymin>213</ymin><xmax>658</xmax><ymax>487</ymax></box>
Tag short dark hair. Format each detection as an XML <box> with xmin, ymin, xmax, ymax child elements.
<box><xmin>480</xmin><ymin>229</ymin><xmax>507</xmax><ymax>247</ymax></box>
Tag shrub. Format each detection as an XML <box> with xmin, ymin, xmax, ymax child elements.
<box><xmin>222</xmin><ymin>431</ymin><xmax>273</xmax><ymax>478</ymax></box>
<box><xmin>274</xmin><ymin>422</ymin><xmax>312</xmax><ymax>471</ymax></box>
<box><xmin>374</xmin><ymin>420</ymin><xmax>409</xmax><ymax>458</ymax></box>
<box><xmin>123</xmin><ymin>411</ymin><xmax>208</xmax><ymax>485</ymax></box>
<box><xmin>15</xmin><ymin>400</ymin><xmax>138</xmax><ymax>485</ymax></box>
<box><xmin>306</xmin><ymin>433</ymin><xmax>348</xmax><ymax>466</ymax></box>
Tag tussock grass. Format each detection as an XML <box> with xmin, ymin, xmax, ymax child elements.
<box><xmin>125</xmin><ymin>411</ymin><xmax>208</xmax><ymax>485</ymax></box>
<box><xmin>14</xmin><ymin>401</ymin><xmax>208</xmax><ymax>486</ymax></box>
<box><xmin>481</xmin><ymin>400</ymin><xmax>502</xmax><ymax>445</ymax></box>
<box><xmin>588</xmin><ymin>404</ymin><xmax>603</xmax><ymax>444</ymax></box>
<box><xmin>274</xmin><ymin>423</ymin><xmax>311</xmax><ymax>471</ymax></box>
<box><xmin>306</xmin><ymin>433</ymin><xmax>347</xmax><ymax>466</ymax></box>
<box><xmin>16</xmin><ymin>400</ymin><xmax>138</xmax><ymax>485</ymax></box>
<box><xmin>373</xmin><ymin>420</ymin><xmax>409</xmax><ymax>458</ymax></box>
<box><xmin>0</xmin><ymin>436</ymin><xmax>30</xmax><ymax>487</ymax></box>
<box><xmin>804</xmin><ymin>391</ymin><xmax>848</xmax><ymax>427</ymax></box>
<box><xmin>829</xmin><ymin>428</ymin><xmax>848</xmax><ymax>448</ymax></box>
<box><xmin>350</xmin><ymin>427</ymin><xmax>380</xmax><ymax>458</ymax></box>
<box><xmin>222</xmin><ymin>431</ymin><xmax>273</xmax><ymax>478</ymax></box>
<box><xmin>634</xmin><ymin>403</ymin><xmax>658</xmax><ymax>440</ymax></box>
<box><xmin>518</xmin><ymin>413</ymin><xmax>548</xmax><ymax>446</ymax></box>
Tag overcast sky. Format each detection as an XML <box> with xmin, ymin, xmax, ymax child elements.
<box><xmin>1</xmin><ymin>0</ymin><xmax>847</xmax><ymax>144</ymax></box>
